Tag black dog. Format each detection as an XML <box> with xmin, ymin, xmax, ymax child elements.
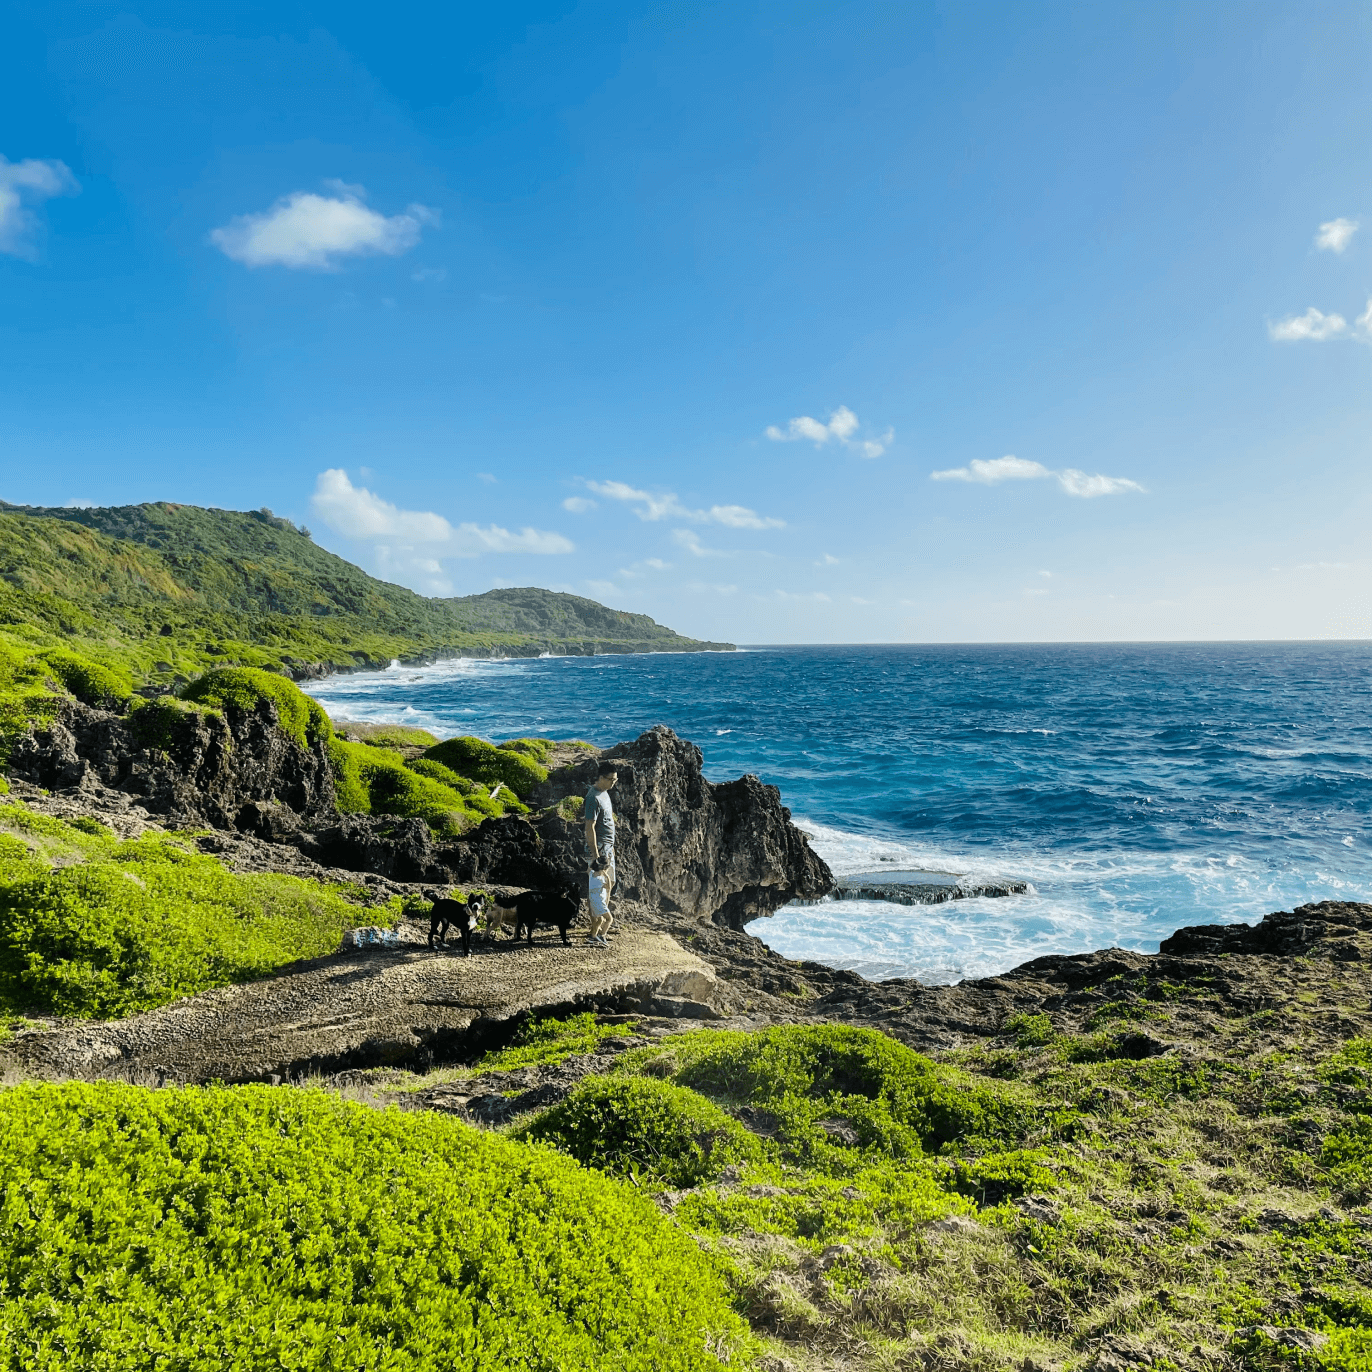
<box><xmin>427</xmin><ymin>892</ymin><xmax>487</xmax><ymax>956</ymax></box>
<box><xmin>492</xmin><ymin>888</ymin><xmax>581</xmax><ymax>947</ymax></box>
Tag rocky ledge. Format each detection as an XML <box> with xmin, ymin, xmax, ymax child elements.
<box><xmin>9</xmin><ymin>701</ymin><xmax>833</xmax><ymax>928</ymax></box>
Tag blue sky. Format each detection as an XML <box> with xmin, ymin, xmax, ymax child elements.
<box><xmin>3</xmin><ymin>1</ymin><xmax>1371</xmax><ymax>643</ymax></box>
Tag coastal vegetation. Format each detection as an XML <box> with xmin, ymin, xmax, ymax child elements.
<box><xmin>0</xmin><ymin>1081</ymin><xmax>749</xmax><ymax>1371</ymax></box>
<box><xmin>0</xmin><ymin>500</ymin><xmax>730</xmax><ymax>693</ymax></box>
<box><xmin>0</xmin><ymin>805</ymin><xmax>378</xmax><ymax>1019</ymax></box>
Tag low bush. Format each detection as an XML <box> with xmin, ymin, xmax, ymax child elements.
<box><xmin>477</xmin><ymin>1012</ymin><xmax>636</xmax><ymax>1073</ymax></box>
<box><xmin>0</xmin><ymin>1082</ymin><xmax>750</xmax><ymax>1371</ymax></box>
<box><xmin>329</xmin><ymin>739</ymin><xmax>489</xmax><ymax>837</ymax></box>
<box><xmin>127</xmin><ymin>695</ymin><xmax>221</xmax><ymax>751</ymax></box>
<box><xmin>337</xmin><ymin>722</ymin><xmax>439</xmax><ymax>749</ymax></box>
<box><xmin>424</xmin><ymin>735</ymin><xmax>549</xmax><ymax>799</ymax></box>
<box><xmin>181</xmin><ymin>666</ymin><xmax>332</xmax><ymax>750</ymax></box>
<box><xmin>517</xmin><ymin>1075</ymin><xmax>764</xmax><ymax>1188</ymax></box>
<box><xmin>0</xmin><ymin>808</ymin><xmax>371</xmax><ymax>1018</ymax></box>
<box><xmin>41</xmin><ymin>651</ymin><xmax>133</xmax><ymax>709</ymax></box>
<box><xmin>628</xmin><ymin>1023</ymin><xmax>1043</xmax><ymax>1166</ymax></box>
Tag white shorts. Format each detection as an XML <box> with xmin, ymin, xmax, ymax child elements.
<box><xmin>587</xmin><ymin>872</ymin><xmax>611</xmax><ymax>918</ymax></box>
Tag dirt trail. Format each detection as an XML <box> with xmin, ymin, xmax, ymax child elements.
<box><xmin>3</xmin><ymin>930</ymin><xmax>721</xmax><ymax>1085</ymax></box>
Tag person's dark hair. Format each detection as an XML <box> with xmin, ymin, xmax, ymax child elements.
<box><xmin>596</xmin><ymin>760</ymin><xmax>620</xmax><ymax>778</ymax></box>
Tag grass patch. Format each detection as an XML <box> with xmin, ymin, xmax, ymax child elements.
<box><xmin>423</xmin><ymin>736</ymin><xmax>549</xmax><ymax>800</ymax></box>
<box><xmin>476</xmin><ymin>1011</ymin><xmax>635</xmax><ymax>1073</ymax></box>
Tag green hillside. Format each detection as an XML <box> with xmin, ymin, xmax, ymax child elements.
<box><xmin>0</xmin><ymin>500</ymin><xmax>731</xmax><ymax>687</ymax></box>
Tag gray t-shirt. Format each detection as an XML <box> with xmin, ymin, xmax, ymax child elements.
<box><xmin>585</xmin><ymin>786</ymin><xmax>615</xmax><ymax>853</ymax></box>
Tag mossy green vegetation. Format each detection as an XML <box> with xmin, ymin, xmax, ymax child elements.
<box><xmin>0</xmin><ymin>501</ymin><xmax>730</xmax><ymax>695</ymax></box>
<box><xmin>501</xmin><ymin>1013</ymin><xmax>1372</xmax><ymax>1372</ymax></box>
<box><xmin>476</xmin><ymin>1011</ymin><xmax>635</xmax><ymax>1072</ymax></box>
<box><xmin>519</xmin><ymin>1076</ymin><xmax>765</xmax><ymax>1188</ymax></box>
<box><xmin>423</xmin><ymin>735</ymin><xmax>549</xmax><ymax>800</ymax></box>
<box><xmin>0</xmin><ymin>804</ymin><xmax>379</xmax><ymax>1018</ymax></box>
<box><xmin>0</xmin><ymin>1081</ymin><xmax>751</xmax><ymax>1371</ymax></box>
<box><xmin>181</xmin><ymin>666</ymin><xmax>332</xmax><ymax>748</ymax></box>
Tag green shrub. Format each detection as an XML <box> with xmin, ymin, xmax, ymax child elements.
<box><xmin>328</xmin><ymin>739</ymin><xmax>488</xmax><ymax>836</ymax></box>
<box><xmin>0</xmin><ymin>816</ymin><xmax>369</xmax><ymax>1018</ymax></box>
<box><xmin>0</xmin><ymin>1082</ymin><xmax>750</xmax><ymax>1371</ymax></box>
<box><xmin>406</xmin><ymin>756</ymin><xmax>477</xmax><ymax>791</ymax></box>
<box><xmin>500</xmin><ymin>736</ymin><xmax>557</xmax><ymax>765</ymax></box>
<box><xmin>41</xmin><ymin>651</ymin><xmax>133</xmax><ymax>709</ymax></box>
<box><xmin>477</xmin><ymin>1012</ymin><xmax>637</xmax><ymax>1073</ymax></box>
<box><xmin>636</xmin><ymin>1024</ymin><xmax>1042</xmax><ymax>1165</ymax></box>
<box><xmin>181</xmin><ymin>667</ymin><xmax>332</xmax><ymax>750</ymax></box>
<box><xmin>1004</xmin><ymin>1011</ymin><xmax>1057</xmax><ymax>1047</ymax></box>
<box><xmin>1318</xmin><ymin>1327</ymin><xmax>1372</xmax><ymax>1372</ymax></box>
<box><xmin>127</xmin><ymin>695</ymin><xmax>220</xmax><ymax>751</ymax></box>
<box><xmin>518</xmin><ymin>1075</ymin><xmax>763</xmax><ymax>1188</ymax></box>
<box><xmin>424</xmin><ymin>736</ymin><xmax>549</xmax><ymax>799</ymax></box>
<box><xmin>337</xmin><ymin>722</ymin><xmax>440</xmax><ymax>749</ymax></box>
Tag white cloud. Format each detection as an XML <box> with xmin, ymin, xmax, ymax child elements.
<box><xmin>850</xmin><ymin>596</ymin><xmax>873</xmax><ymax>605</ymax></box>
<box><xmin>645</xmin><ymin>558</ymin><xmax>669</xmax><ymax>570</ymax></box>
<box><xmin>774</xmin><ymin>590</ymin><xmax>831</xmax><ymax>602</ymax></box>
<box><xmin>1056</xmin><ymin>469</ymin><xmax>1146</xmax><ymax>497</ymax></box>
<box><xmin>562</xmin><ymin>496</ymin><xmax>597</xmax><ymax>513</ymax></box>
<box><xmin>673</xmin><ymin>529</ymin><xmax>729</xmax><ymax>558</ymax></box>
<box><xmin>1358</xmin><ymin>300</ymin><xmax>1372</xmax><ymax>336</ymax></box>
<box><xmin>816</xmin><ymin>553</ymin><xmax>840</xmax><ymax>567</ymax></box>
<box><xmin>586</xmin><ymin>480</ymin><xmax>783</xmax><ymax>528</ymax></box>
<box><xmin>211</xmin><ymin>184</ymin><xmax>437</xmax><ymax>270</ymax></box>
<box><xmin>617</xmin><ymin>558</ymin><xmax>672</xmax><ymax>579</ymax></box>
<box><xmin>931</xmin><ymin>456</ymin><xmax>1052</xmax><ymax>485</ymax></box>
<box><xmin>0</xmin><ymin>155</ymin><xmax>79</xmax><ymax>258</ymax></box>
<box><xmin>685</xmin><ymin>582</ymin><xmax>738</xmax><ymax>595</ymax></box>
<box><xmin>1316</xmin><ymin>218</ymin><xmax>1358</xmax><ymax>253</ymax></box>
<box><xmin>310</xmin><ymin>469</ymin><xmax>573</xmax><ymax>563</ymax></box>
<box><xmin>585</xmin><ymin>580</ymin><xmax>620</xmax><ymax>599</ymax></box>
<box><xmin>766</xmin><ymin>405</ymin><xmax>891</xmax><ymax>458</ymax></box>
<box><xmin>411</xmin><ymin>266</ymin><xmax>447</xmax><ymax>283</ymax></box>
<box><xmin>930</xmin><ymin>454</ymin><xmax>1144</xmax><ymax>498</ymax></box>
<box><xmin>476</xmin><ymin>472</ymin><xmax>496</xmax><ymax>483</ymax></box>
<box><xmin>1268</xmin><ymin>307</ymin><xmax>1348</xmax><ymax>341</ymax></box>
<box><xmin>64</xmin><ymin>497</ymin><xmax>96</xmax><ymax>509</ymax></box>
<box><xmin>312</xmin><ymin>468</ymin><xmax>452</xmax><ymax>541</ymax></box>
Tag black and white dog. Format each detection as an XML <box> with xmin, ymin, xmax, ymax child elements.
<box><xmin>427</xmin><ymin>892</ymin><xmax>487</xmax><ymax>956</ymax></box>
<box><xmin>491</xmin><ymin>887</ymin><xmax>581</xmax><ymax>947</ymax></box>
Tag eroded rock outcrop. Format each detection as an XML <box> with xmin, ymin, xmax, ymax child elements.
<box><xmin>7</xmin><ymin>697</ymin><xmax>335</xmax><ymax>828</ymax></box>
<box><xmin>528</xmin><ymin>726</ymin><xmax>833</xmax><ymax>928</ymax></box>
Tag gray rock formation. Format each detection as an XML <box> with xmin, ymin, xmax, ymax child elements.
<box><xmin>7</xmin><ymin>697</ymin><xmax>335</xmax><ymax>829</ymax></box>
<box><xmin>9</xmin><ymin>706</ymin><xmax>831</xmax><ymax>927</ymax></box>
<box><xmin>527</xmin><ymin>726</ymin><xmax>834</xmax><ymax>929</ymax></box>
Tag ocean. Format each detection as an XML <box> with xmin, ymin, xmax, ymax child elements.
<box><xmin>302</xmin><ymin>643</ymin><xmax>1372</xmax><ymax>984</ymax></box>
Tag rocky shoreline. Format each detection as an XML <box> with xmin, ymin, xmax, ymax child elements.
<box><xmin>4</xmin><ymin>692</ymin><xmax>1369</xmax><ymax>1102</ymax></box>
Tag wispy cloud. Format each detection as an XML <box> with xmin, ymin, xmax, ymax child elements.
<box><xmin>616</xmin><ymin>558</ymin><xmax>672</xmax><ymax>579</ymax></box>
<box><xmin>673</xmin><ymin>529</ymin><xmax>730</xmax><ymax>558</ymax></box>
<box><xmin>211</xmin><ymin>182</ymin><xmax>438</xmax><ymax>270</ymax></box>
<box><xmin>815</xmin><ymin>553</ymin><xmax>840</xmax><ymax>567</ymax></box>
<box><xmin>766</xmin><ymin>405</ymin><xmax>892</xmax><ymax>458</ymax></box>
<box><xmin>586</xmin><ymin>480</ymin><xmax>784</xmax><ymax>528</ymax></box>
<box><xmin>927</xmin><ymin>455</ymin><xmax>1141</xmax><ymax>499</ymax></box>
<box><xmin>774</xmin><ymin>590</ymin><xmax>832</xmax><ymax>602</ymax></box>
<box><xmin>930</xmin><ymin>454</ymin><xmax>1144</xmax><ymax>498</ymax></box>
<box><xmin>411</xmin><ymin>266</ymin><xmax>447</xmax><ymax>283</ymax></box>
<box><xmin>1316</xmin><ymin>218</ymin><xmax>1358</xmax><ymax>253</ymax></box>
<box><xmin>1268</xmin><ymin>307</ymin><xmax>1348</xmax><ymax>341</ymax></box>
<box><xmin>0</xmin><ymin>155</ymin><xmax>79</xmax><ymax>258</ymax></box>
<box><xmin>311</xmin><ymin>469</ymin><xmax>573</xmax><ymax>567</ymax></box>
<box><xmin>562</xmin><ymin>495</ymin><xmax>597</xmax><ymax>513</ymax></box>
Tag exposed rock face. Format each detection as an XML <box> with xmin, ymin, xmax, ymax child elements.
<box><xmin>528</xmin><ymin>726</ymin><xmax>834</xmax><ymax>929</ymax></box>
<box><xmin>7</xmin><ymin>698</ymin><xmax>335</xmax><ymax>828</ymax></box>
<box><xmin>9</xmin><ymin>708</ymin><xmax>829</xmax><ymax>927</ymax></box>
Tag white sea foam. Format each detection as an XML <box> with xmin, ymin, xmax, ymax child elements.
<box><xmin>757</xmin><ymin>814</ymin><xmax>1372</xmax><ymax>984</ymax></box>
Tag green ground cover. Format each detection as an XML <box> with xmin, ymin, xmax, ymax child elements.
<box><xmin>0</xmin><ymin>1081</ymin><xmax>750</xmax><ymax>1371</ymax></box>
<box><xmin>500</xmin><ymin>1019</ymin><xmax>1372</xmax><ymax>1372</ymax></box>
<box><xmin>0</xmin><ymin>805</ymin><xmax>382</xmax><ymax>1018</ymax></box>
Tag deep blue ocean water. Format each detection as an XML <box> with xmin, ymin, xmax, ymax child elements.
<box><xmin>302</xmin><ymin>644</ymin><xmax>1372</xmax><ymax>984</ymax></box>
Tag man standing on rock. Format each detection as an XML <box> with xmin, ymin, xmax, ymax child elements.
<box><xmin>584</xmin><ymin>760</ymin><xmax>618</xmax><ymax>944</ymax></box>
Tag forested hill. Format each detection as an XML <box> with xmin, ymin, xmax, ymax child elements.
<box><xmin>0</xmin><ymin>500</ymin><xmax>732</xmax><ymax>686</ymax></box>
